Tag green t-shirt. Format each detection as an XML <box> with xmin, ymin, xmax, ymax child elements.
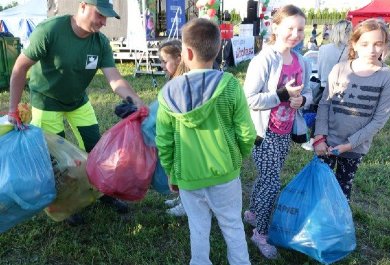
<box><xmin>24</xmin><ymin>15</ymin><xmax>115</xmax><ymax>111</ymax></box>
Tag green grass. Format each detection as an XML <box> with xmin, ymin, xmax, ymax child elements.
<box><xmin>1</xmin><ymin>62</ymin><xmax>390</xmax><ymax>265</ymax></box>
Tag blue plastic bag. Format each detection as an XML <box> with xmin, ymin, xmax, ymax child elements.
<box><xmin>268</xmin><ymin>156</ymin><xmax>356</xmax><ymax>264</ymax></box>
<box><xmin>0</xmin><ymin>126</ymin><xmax>56</xmax><ymax>233</ymax></box>
<box><xmin>151</xmin><ymin>159</ymin><xmax>170</xmax><ymax>195</ymax></box>
<box><xmin>141</xmin><ymin>100</ymin><xmax>158</xmax><ymax>147</ymax></box>
<box><xmin>141</xmin><ymin>100</ymin><xmax>170</xmax><ymax>194</ymax></box>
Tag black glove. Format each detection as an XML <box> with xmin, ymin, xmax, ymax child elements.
<box><xmin>114</xmin><ymin>96</ymin><xmax>138</xmax><ymax>119</ymax></box>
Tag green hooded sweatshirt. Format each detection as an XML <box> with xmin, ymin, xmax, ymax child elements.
<box><xmin>156</xmin><ymin>70</ymin><xmax>256</xmax><ymax>190</ymax></box>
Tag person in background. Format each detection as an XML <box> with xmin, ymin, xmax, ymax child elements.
<box><xmin>302</xmin><ymin>20</ymin><xmax>352</xmax><ymax>152</ymax></box>
<box><xmin>311</xmin><ymin>23</ymin><xmax>320</xmax><ymax>46</ymax></box>
<box><xmin>156</xmin><ymin>18</ymin><xmax>256</xmax><ymax>265</ymax></box>
<box><xmin>320</xmin><ymin>32</ymin><xmax>330</xmax><ymax>46</ymax></box>
<box><xmin>158</xmin><ymin>39</ymin><xmax>189</xmax><ymax>217</ymax></box>
<box><xmin>318</xmin><ymin>20</ymin><xmax>351</xmax><ymax>101</ymax></box>
<box><xmin>307</xmin><ymin>36</ymin><xmax>318</xmax><ymax>51</ymax></box>
<box><xmin>314</xmin><ymin>19</ymin><xmax>390</xmax><ymax>201</ymax></box>
<box><xmin>8</xmin><ymin>0</ymin><xmax>144</xmax><ymax>225</ymax></box>
<box><xmin>322</xmin><ymin>24</ymin><xmax>330</xmax><ymax>38</ymax></box>
<box><xmin>243</xmin><ymin>5</ymin><xmax>312</xmax><ymax>259</ymax></box>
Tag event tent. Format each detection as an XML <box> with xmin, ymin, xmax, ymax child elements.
<box><xmin>347</xmin><ymin>0</ymin><xmax>390</xmax><ymax>26</ymax></box>
<box><xmin>0</xmin><ymin>0</ymin><xmax>47</xmax><ymax>47</ymax></box>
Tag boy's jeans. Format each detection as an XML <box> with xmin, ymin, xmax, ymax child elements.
<box><xmin>180</xmin><ymin>177</ymin><xmax>250</xmax><ymax>265</ymax></box>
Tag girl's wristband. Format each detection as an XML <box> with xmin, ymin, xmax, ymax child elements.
<box><xmin>312</xmin><ymin>137</ymin><xmax>326</xmax><ymax>147</ymax></box>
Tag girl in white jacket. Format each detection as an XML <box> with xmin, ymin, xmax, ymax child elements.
<box><xmin>243</xmin><ymin>5</ymin><xmax>312</xmax><ymax>259</ymax></box>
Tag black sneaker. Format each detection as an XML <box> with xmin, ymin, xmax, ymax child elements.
<box><xmin>65</xmin><ymin>213</ymin><xmax>85</xmax><ymax>226</ymax></box>
<box><xmin>100</xmin><ymin>195</ymin><xmax>129</xmax><ymax>214</ymax></box>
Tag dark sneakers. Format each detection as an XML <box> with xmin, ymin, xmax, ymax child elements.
<box><xmin>64</xmin><ymin>196</ymin><xmax>128</xmax><ymax>226</ymax></box>
<box><xmin>65</xmin><ymin>213</ymin><xmax>85</xmax><ymax>226</ymax></box>
<box><xmin>99</xmin><ymin>195</ymin><xmax>129</xmax><ymax>214</ymax></box>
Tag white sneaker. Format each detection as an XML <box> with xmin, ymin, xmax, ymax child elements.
<box><xmin>301</xmin><ymin>138</ymin><xmax>314</xmax><ymax>151</ymax></box>
<box><xmin>164</xmin><ymin>196</ymin><xmax>180</xmax><ymax>207</ymax></box>
<box><xmin>166</xmin><ymin>203</ymin><xmax>187</xmax><ymax>217</ymax></box>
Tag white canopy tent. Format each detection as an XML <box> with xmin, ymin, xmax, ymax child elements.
<box><xmin>0</xmin><ymin>0</ymin><xmax>47</xmax><ymax>47</ymax></box>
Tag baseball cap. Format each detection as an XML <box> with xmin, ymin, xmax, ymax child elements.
<box><xmin>82</xmin><ymin>0</ymin><xmax>120</xmax><ymax>19</ymax></box>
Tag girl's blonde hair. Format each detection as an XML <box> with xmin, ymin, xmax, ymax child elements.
<box><xmin>172</xmin><ymin>60</ymin><xmax>189</xmax><ymax>78</ymax></box>
<box><xmin>268</xmin><ymin>5</ymin><xmax>306</xmax><ymax>45</ymax></box>
<box><xmin>348</xmin><ymin>19</ymin><xmax>390</xmax><ymax>60</ymax></box>
<box><xmin>330</xmin><ymin>19</ymin><xmax>352</xmax><ymax>47</ymax></box>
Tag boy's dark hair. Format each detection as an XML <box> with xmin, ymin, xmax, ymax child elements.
<box><xmin>181</xmin><ymin>18</ymin><xmax>221</xmax><ymax>63</ymax></box>
<box><xmin>313</xmin><ymin>23</ymin><xmax>318</xmax><ymax>27</ymax></box>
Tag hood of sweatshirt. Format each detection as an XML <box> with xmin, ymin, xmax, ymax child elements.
<box><xmin>159</xmin><ymin>70</ymin><xmax>228</xmax><ymax>128</ymax></box>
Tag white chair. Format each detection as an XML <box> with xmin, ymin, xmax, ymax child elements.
<box><xmin>303</xmin><ymin>50</ymin><xmax>319</xmax><ymax>75</ymax></box>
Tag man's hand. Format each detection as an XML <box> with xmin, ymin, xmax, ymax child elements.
<box><xmin>7</xmin><ymin>111</ymin><xmax>24</xmax><ymax>129</ymax></box>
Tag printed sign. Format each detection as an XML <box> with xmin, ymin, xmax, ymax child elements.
<box><xmin>231</xmin><ymin>36</ymin><xmax>255</xmax><ymax>65</ymax></box>
<box><xmin>166</xmin><ymin>0</ymin><xmax>186</xmax><ymax>36</ymax></box>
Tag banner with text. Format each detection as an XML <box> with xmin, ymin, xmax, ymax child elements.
<box><xmin>231</xmin><ymin>36</ymin><xmax>255</xmax><ymax>65</ymax></box>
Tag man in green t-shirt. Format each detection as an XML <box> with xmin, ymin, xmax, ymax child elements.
<box><xmin>8</xmin><ymin>0</ymin><xmax>143</xmax><ymax>224</ymax></box>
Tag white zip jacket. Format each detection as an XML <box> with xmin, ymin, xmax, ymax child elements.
<box><xmin>244</xmin><ymin>45</ymin><xmax>312</xmax><ymax>138</ymax></box>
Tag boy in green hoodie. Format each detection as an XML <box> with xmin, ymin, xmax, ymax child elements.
<box><xmin>156</xmin><ymin>18</ymin><xmax>256</xmax><ymax>265</ymax></box>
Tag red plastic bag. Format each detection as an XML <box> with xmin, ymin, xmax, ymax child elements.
<box><xmin>86</xmin><ymin>107</ymin><xmax>157</xmax><ymax>201</ymax></box>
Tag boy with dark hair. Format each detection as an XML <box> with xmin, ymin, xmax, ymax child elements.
<box><xmin>156</xmin><ymin>18</ymin><xmax>256</xmax><ymax>264</ymax></box>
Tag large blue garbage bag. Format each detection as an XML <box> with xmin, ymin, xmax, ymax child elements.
<box><xmin>0</xmin><ymin>126</ymin><xmax>56</xmax><ymax>233</ymax></box>
<box><xmin>141</xmin><ymin>100</ymin><xmax>170</xmax><ymax>194</ymax></box>
<box><xmin>268</xmin><ymin>156</ymin><xmax>356</xmax><ymax>264</ymax></box>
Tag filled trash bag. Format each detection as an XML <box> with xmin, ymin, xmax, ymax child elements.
<box><xmin>268</xmin><ymin>156</ymin><xmax>356</xmax><ymax>264</ymax></box>
<box><xmin>0</xmin><ymin>126</ymin><xmax>56</xmax><ymax>233</ymax></box>
<box><xmin>44</xmin><ymin>133</ymin><xmax>103</xmax><ymax>222</ymax></box>
<box><xmin>87</xmin><ymin>107</ymin><xmax>157</xmax><ymax>201</ymax></box>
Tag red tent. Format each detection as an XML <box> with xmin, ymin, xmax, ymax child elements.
<box><xmin>347</xmin><ymin>0</ymin><xmax>390</xmax><ymax>26</ymax></box>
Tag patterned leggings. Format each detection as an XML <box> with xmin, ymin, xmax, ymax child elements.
<box><xmin>250</xmin><ymin>130</ymin><xmax>291</xmax><ymax>235</ymax></box>
<box><xmin>319</xmin><ymin>155</ymin><xmax>363</xmax><ymax>200</ymax></box>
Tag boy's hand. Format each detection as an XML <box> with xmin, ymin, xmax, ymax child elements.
<box><xmin>285</xmin><ymin>79</ymin><xmax>303</xmax><ymax>98</ymax></box>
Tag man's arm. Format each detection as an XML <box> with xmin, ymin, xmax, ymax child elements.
<box><xmin>8</xmin><ymin>54</ymin><xmax>36</xmax><ymax>121</ymax></box>
<box><xmin>102</xmin><ymin>67</ymin><xmax>144</xmax><ymax>107</ymax></box>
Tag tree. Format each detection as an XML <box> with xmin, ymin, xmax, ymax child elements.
<box><xmin>230</xmin><ymin>8</ymin><xmax>242</xmax><ymax>25</ymax></box>
<box><xmin>0</xmin><ymin>1</ymin><xmax>18</xmax><ymax>12</ymax></box>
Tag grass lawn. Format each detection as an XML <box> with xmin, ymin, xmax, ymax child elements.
<box><xmin>0</xmin><ymin>62</ymin><xmax>390</xmax><ymax>265</ymax></box>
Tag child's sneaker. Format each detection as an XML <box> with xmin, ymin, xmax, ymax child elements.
<box><xmin>243</xmin><ymin>210</ymin><xmax>256</xmax><ymax>227</ymax></box>
<box><xmin>301</xmin><ymin>138</ymin><xmax>314</xmax><ymax>151</ymax></box>
<box><xmin>166</xmin><ymin>203</ymin><xmax>186</xmax><ymax>217</ymax></box>
<box><xmin>164</xmin><ymin>196</ymin><xmax>180</xmax><ymax>207</ymax></box>
<box><xmin>251</xmin><ymin>229</ymin><xmax>278</xmax><ymax>259</ymax></box>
